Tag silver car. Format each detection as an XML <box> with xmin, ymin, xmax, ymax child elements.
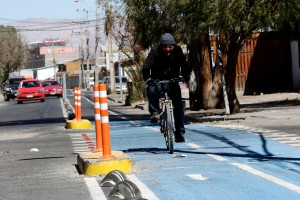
<box><xmin>102</xmin><ymin>76</ymin><xmax>128</xmax><ymax>94</ymax></box>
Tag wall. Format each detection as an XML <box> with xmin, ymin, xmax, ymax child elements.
<box><xmin>291</xmin><ymin>40</ymin><xmax>300</xmax><ymax>92</ymax></box>
<box><xmin>36</xmin><ymin>66</ymin><xmax>57</xmax><ymax>80</ymax></box>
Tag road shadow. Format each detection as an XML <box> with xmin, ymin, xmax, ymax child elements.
<box><xmin>0</xmin><ymin>117</ymin><xmax>66</xmax><ymax>127</ymax></box>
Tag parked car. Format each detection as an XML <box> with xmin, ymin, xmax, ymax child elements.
<box><xmin>1</xmin><ymin>76</ymin><xmax>26</xmax><ymax>101</ymax></box>
<box><xmin>102</xmin><ymin>76</ymin><xmax>128</xmax><ymax>94</ymax></box>
<box><xmin>16</xmin><ymin>79</ymin><xmax>45</xmax><ymax>104</ymax></box>
<box><xmin>42</xmin><ymin>80</ymin><xmax>63</xmax><ymax>98</ymax></box>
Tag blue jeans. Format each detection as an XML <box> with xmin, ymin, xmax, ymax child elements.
<box><xmin>146</xmin><ymin>83</ymin><xmax>185</xmax><ymax>134</ymax></box>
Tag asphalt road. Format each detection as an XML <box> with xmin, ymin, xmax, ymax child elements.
<box><xmin>0</xmin><ymin>96</ymin><xmax>92</xmax><ymax>200</ymax></box>
<box><xmin>0</xmin><ymin>90</ymin><xmax>300</xmax><ymax>199</ymax></box>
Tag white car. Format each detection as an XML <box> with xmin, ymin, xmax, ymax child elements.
<box><xmin>102</xmin><ymin>76</ymin><xmax>128</xmax><ymax>94</ymax></box>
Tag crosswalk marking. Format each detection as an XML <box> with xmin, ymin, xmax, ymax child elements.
<box><xmin>214</xmin><ymin>124</ymin><xmax>300</xmax><ymax>148</ymax></box>
<box><xmin>69</xmin><ymin>133</ymin><xmax>96</xmax><ymax>153</ymax></box>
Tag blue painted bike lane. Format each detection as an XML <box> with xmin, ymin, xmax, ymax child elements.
<box><xmin>108</xmin><ymin>120</ymin><xmax>300</xmax><ymax>200</ymax></box>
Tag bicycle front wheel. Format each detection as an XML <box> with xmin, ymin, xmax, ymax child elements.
<box><xmin>164</xmin><ymin>103</ymin><xmax>175</xmax><ymax>154</ymax></box>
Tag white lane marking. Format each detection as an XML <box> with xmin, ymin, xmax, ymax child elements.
<box><xmin>108</xmin><ymin>109</ymin><xmax>142</xmax><ymax>126</ymax></box>
<box><xmin>128</xmin><ymin>120</ymin><xmax>141</xmax><ymax>126</ymax></box>
<box><xmin>84</xmin><ymin>177</ymin><xmax>106</xmax><ymax>200</ymax></box>
<box><xmin>231</xmin><ymin>163</ymin><xmax>300</xmax><ymax>194</ymax></box>
<box><xmin>60</xmin><ymin>98</ymin><xmax>69</xmax><ymax>118</ymax></box>
<box><xmin>145</xmin><ymin>126</ymin><xmax>160</xmax><ymax>132</ymax></box>
<box><xmin>127</xmin><ymin>174</ymin><xmax>159</xmax><ymax>200</ymax></box>
<box><xmin>207</xmin><ymin>154</ymin><xmax>227</xmax><ymax>161</ymax></box>
<box><xmin>81</xmin><ymin>94</ymin><xmax>145</xmax><ymax>127</ymax></box>
<box><xmin>109</xmin><ymin>110</ymin><xmax>136</xmax><ymax>125</ymax></box>
<box><xmin>186</xmin><ymin>143</ymin><xmax>204</xmax><ymax>150</ymax></box>
<box><xmin>82</xmin><ymin>95</ymin><xmax>94</xmax><ymax>104</ymax></box>
<box><xmin>186</xmin><ymin>174</ymin><xmax>209</xmax><ymax>181</ymax></box>
<box><xmin>186</xmin><ymin>143</ymin><xmax>227</xmax><ymax>161</ymax></box>
<box><xmin>63</xmin><ymin>95</ymin><xmax>75</xmax><ymax>113</ymax></box>
<box><xmin>109</xmin><ymin>110</ymin><xmax>118</xmax><ymax>115</ymax></box>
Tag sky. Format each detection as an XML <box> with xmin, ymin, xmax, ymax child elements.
<box><xmin>0</xmin><ymin>0</ymin><xmax>108</xmax><ymax>45</ymax></box>
<box><xmin>0</xmin><ymin>0</ymin><xmax>97</xmax><ymax>22</ymax></box>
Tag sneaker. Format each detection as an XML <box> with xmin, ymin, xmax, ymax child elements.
<box><xmin>150</xmin><ymin>115</ymin><xmax>159</xmax><ymax>123</ymax></box>
<box><xmin>175</xmin><ymin>132</ymin><xmax>185</xmax><ymax>143</ymax></box>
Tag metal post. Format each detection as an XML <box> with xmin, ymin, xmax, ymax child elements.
<box><xmin>106</xmin><ymin>0</ymin><xmax>115</xmax><ymax>93</ymax></box>
<box><xmin>118</xmin><ymin>51</ymin><xmax>123</xmax><ymax>100</ymax></box>
<box><xmin>216</xmin><ymin>38</ymin><xmax>230</xmax><ymax>115</ymax></box>
<box><xmin>62</xmin><ymin>73</ymin><xmax>67</xmax><ymax>102</ymax></box>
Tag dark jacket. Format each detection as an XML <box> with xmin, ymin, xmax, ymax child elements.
<box><xmin>142</xmin><ymin>44</ymin><xmax>190</xmax><ymax>82</ymax></box>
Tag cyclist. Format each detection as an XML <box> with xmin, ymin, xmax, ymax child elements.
<box><xmin>142</xmin><ymin>33</ymin><xmax>191</xmax><ymax>143</ymax></box>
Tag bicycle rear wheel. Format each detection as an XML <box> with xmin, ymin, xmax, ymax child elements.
<box><xmin>164</xmin><ymin>103</ymin><xmax>175</xmax><ymax>154</ymax></box>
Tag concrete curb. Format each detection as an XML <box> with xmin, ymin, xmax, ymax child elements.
<box><xmin>107</xmin><ymin>96</ymin><xmax>125</xmax><ymax>104</ymax></box>
<box><xmin>77</xmin><ymin>151</ymin><xmax>133</xmax><ymax>175</ymax></box>
<box><xmin>65</xmin><ymin>119</ymin><xmax>92</xmax><ymax>129</ymax></box>
<box><xmin>0</xmin><ymin>93</ymin><xmax>4</xmax><ymax>103</ymax></box>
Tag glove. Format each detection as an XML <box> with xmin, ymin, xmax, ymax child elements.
<box><xmin>178</xmin><ymin>76</ymin><xmax>185</xmax><ymax>82</ymax></box>
<box><xmin>183</xmin><ymin>75</ymin><xmax>190</xmax><ymax>83</ymax></box>
<box><xmin>145</xmin><ymin>78</ymin><xmax>154</xmax><ymax>85</ymax></box>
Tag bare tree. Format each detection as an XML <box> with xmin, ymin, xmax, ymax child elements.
<box><xmin>109</xmin><ymin>2</ymin><xmax>147</xmax><ymax>103</ymax></box>
<box><xmin>0</xmin><ymin>25</ymin><xmax>26</xmax><ymax>84</ymax></box>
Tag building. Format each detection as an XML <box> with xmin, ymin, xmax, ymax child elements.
<box><xmin>15</xmin><ymin>39</ymin><xmax>79</xmax><ymax>80</ymax></box>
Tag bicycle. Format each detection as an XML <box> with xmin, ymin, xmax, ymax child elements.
<box><xmin>155</xmin><ymin>77</ymin><xmax>183</xmax><ymax>154</ymax></box>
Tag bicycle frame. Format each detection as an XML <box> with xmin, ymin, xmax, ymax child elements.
<box><xmin>156</xmin><ymin>79</ymin><xmax>180</xmax><ymax>154</ymax></box>
<box><xmin>159</xmin><ymin>93</ymin><xmax>175</xmax><ymax>134</ymax></box>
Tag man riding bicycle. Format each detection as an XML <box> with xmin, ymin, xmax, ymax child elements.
<box><xmin>142</xmin><ymin>33</ymin><xmax>191</xmax><ymax>143</ymax></box>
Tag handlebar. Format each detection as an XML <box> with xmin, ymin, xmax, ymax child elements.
<box><xmin>154</xmin><ymin>77</ymin><xmax>185</xmax><ymax>84</ymax></box>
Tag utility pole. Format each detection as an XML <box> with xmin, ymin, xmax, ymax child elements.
<box><xmin>51</xmin><ymin>38</ymin><xmax>57</xmax><ymax>80</ymax></box>
<box><xmin>106</xmin><ymin>0</ymin><xmax>115</xmax><ymax>93</ymax></box>
<box><xmin>85</xmin><ymin>10</ymin><xmax>90</xmax><ymax>89</ymax></box>
<box><xmin>95</xmin><ymin>0</ymin><xmax>100</xmax><ymax>85</ymax></box>
<box><xmin>78</xmin><ymin>21</ymin><xmax>84</xmax><ymax>88</ymax></box>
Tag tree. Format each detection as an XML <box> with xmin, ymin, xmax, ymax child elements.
<box><xmin>107</xmin><ymin>1</ymin><xmax>147</xmax><ymax>103</ymax></box>
<box><xmin>205</xmin><ymin>0</ymin><xmax>300</xmax><ymax>113</ymax></box>
<box><xmin>125</xmin><ymin>0</ymin><xmax>300</xmax><ymax>113</ymax></box>
<box><xmin>0</xmin><ymin>25</ymin><xmax>26</xmax><ymax>84</ymax></box>
<box><xmin>125</xmin><ymin>0</ymin><xmax>222</xmax><ymax>110</ymax></box>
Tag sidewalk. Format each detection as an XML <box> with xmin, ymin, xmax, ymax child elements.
<box><xmin>185</xmin><ymin>92</ymin><xmax>300</xmax><ymax>123</ymax></box>
<box><xmin>108</xmin><ymin>92</ymin><xmax>300</xmax><ymax>123</ymax></box>
<box><xmin>2</xmin><ymin>91</ymin><xmax>299</xmax><ymax>124</ymax></box>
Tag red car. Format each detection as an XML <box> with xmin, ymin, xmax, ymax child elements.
<box><xmin>42</xmin><ymin>80</ymin><xmax>63</xmax><ymax>98</ymax></box>
<box><xmin>17</xmin><ymin>79</ymin><xmax>45</xmax><ymax>104</ymax></box>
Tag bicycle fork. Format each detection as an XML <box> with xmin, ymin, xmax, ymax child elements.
<box><xmin>159</xmin><ymin>99</ymin><xmax>176</xmax><ymax>134</ymax></box>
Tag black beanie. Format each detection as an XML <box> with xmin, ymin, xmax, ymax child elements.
<box><xmin>160</xmin><ymin>33</ymin><xmax>176</xmax><ymax>45</ymax></box>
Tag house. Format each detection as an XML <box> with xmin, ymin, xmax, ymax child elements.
<box><xmin>56</xmin><ymin>59</ymin><xmax>93</xmax><ymax>89</ymax></box>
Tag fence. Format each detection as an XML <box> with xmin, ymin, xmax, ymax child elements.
<box><xmin>210</xmin><ymin>32</ymin><xmax>293</xmax><ymax>94</ymax></box>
